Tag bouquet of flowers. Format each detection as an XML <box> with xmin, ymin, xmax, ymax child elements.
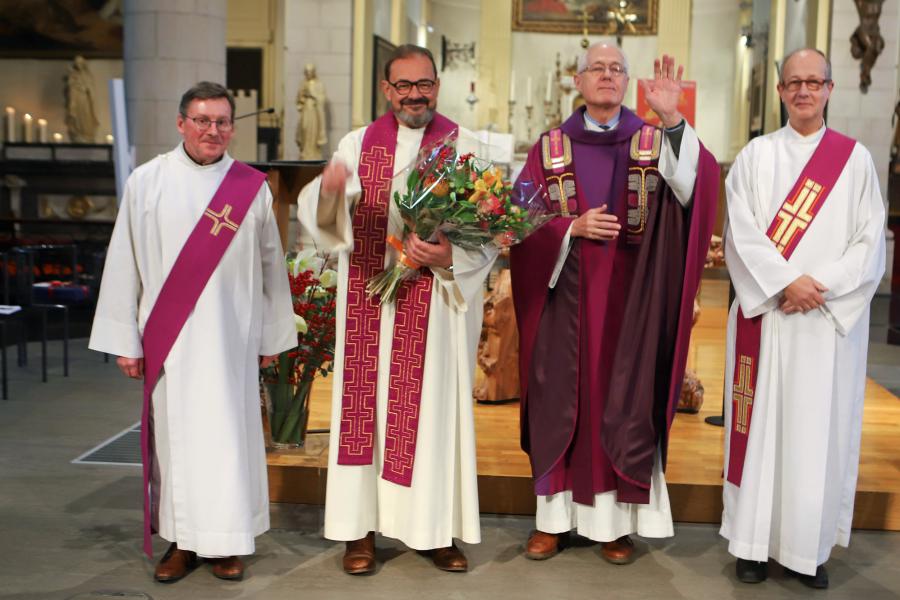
<box><xmin>366</xmin><ymin>135</ymin><xmax>551</xmax><ymax>304</ymax></box>
<box><xmin>260</xmin><ymin>249</ymin><xmax>337</xmax><ymax>446</ymax></box>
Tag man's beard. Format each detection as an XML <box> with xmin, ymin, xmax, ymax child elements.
<box><xmin>393</xmin><ymin>100</ymin><xmax>435</xmax><ymax>128</ymax></box>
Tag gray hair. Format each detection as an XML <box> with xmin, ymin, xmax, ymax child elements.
<box><xmin>577</xmin><ymin>42</ymin><xmax>630</xmax><ymax>75</ymax></box>
<box><xmin>778</xmin><ymin>48</ymin><xmax>832</xmax><ymax>82</ymax></box>
<box><xmin>179</xmin><ymin>81</ymin><xmax>235</xmax><ymax>118</ymax></box>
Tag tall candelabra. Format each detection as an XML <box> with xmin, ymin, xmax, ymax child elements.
<box><xmin>525</xmin><ymin>104</ymin><xmax>534</xmax><ymax>143</ymax></box>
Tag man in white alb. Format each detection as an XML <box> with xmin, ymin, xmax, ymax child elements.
<box><xmin>721</xmin><ymin>49</ymin><xmax>886</xmax><ymax>589</ymax></box>
<box><xmin>90</xmin><ymin>82</ymin><xmax>296</xmax><ymax>582</ymax></box>
<box><xmin>297</xmin><ymin>44</ymin><xmax>495</xmax><ymax>574</ymax></box>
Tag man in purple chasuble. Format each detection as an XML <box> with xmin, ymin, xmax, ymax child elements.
<box><xmin>297</xmin><ymin>45</ymin><xmax>496</xmax><ymax>574</ymax></box>
<box><xmin>510</xmin><ymin>44</ymin><xmax>719</xmax><ymax>564</ymax></box>
<box><xmin>89</xmin><ymin>82</ymin><xmax>296</xmax><ymax>582</ymax></box>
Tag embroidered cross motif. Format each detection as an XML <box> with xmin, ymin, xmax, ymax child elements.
<box><xmin>204</xmin><ymin>204</ymin><xmax>239</xmax><ymax>236</ymax></box>
<box><xmin>732</xmin><ymin>355</ymin><xmax>755</xmax><ymax>435</ymax></box>
<box><xmin>769</xmin><ymin>177</ymin><xmax>824</xmax><ymax>254</ymax></box>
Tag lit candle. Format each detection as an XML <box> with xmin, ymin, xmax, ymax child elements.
<box><xmin>105</xmin><ymin>134</ymin><xmax>114</xmax><ymax>144</ymax></box>
<box><xmin>37</xmin><ymin>118</ymin><xmax>48</xmax><ymax>143</ymax></box>
<box><xmin>546</xmin><ymin>70</ymin><xmax>553</xmax><ymax>103</ymax></box>
<box><xmin>23</xmin><ymin>113</ymin><xmax>33</xmax><ymax>143</ymax></box>
<box><xmin>5</xmin><ymin>106</ymin><xmax>15</xmax><ymax>142</ymax></box>
<box><xmin>526</xmin><ymin>76</ymin><xmax>533</xmax><ymax>106</ymax></box>
<box><xmin>52</xmin><ymin>132</ymin><xmax>63</xmax><ymax>143</ymax></box>
<box><xmin>510</xmin><ymin>70</ymin><xmax>516</xmax><ymax>99</ymax></box>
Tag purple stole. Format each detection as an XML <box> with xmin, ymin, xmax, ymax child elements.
<box><xmin>139</xmin><ymin>159</ymin><xmax>267</xmax><ymax>557</ymax></box>
<box><xmin>727</xmin><ymin>128</ymin><xmax>855</xmax><ymax>486</ymax></box>
<box><xmin>337</xmin><ymin>112</ymin><xmax>458</xmax><ymax>487</ymax></box>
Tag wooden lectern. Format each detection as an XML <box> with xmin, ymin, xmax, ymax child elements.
<box><xmin>251</xmin><ymin>161</ymin><xmax>326</xmax><ymax>250</ymax></box>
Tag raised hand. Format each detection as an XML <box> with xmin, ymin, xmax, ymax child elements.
<box><xmin>640</xmin><ymin>54</ymin><xmax>685</xmax><ymax>128</ymax></box>
<box><xmin>320</xmin><ymin>159</ymin><xmax>350</xmax><ymax>199</ymax></box>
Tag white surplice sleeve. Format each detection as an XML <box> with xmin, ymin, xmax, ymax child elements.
<box><xmin>88</xmin><ymin>175</ymin><xmax>144</xmax><ymax>358</ymax></box>
<box><xmin>297</xmin><ymin>129</ymin><xmax>364</xmax><ymax>253</ymax></box>
<box><xmin>658</xmin><ymin>122</ymin><xmax>700</xmax><ymax>207</ymax></box>
<box><xmin>724</xmin><ymin>144</ymin><xmax>804</xmax><ymax>317</ymax></box>
<box><xmin>810</xmin><ymin>150</ymin><xmax>886</xmax><ymax>336</ymax></box>
<box><xmin>431</xmin><ymin>245</ymin><xmax>498</xmax><ymax>312</ymax></box>
<box><xmin>258</xmin><ymin>184</ymin><xmax>298</xmax><ymax>355</ymax></box>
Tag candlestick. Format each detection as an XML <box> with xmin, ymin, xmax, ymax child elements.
<box><xmin>52</xmin><ymin>132</ymin><xmax>63</xmax><ymax>143</ymax></box>
<box><xmin>526</xmin><ymin>77</ymin><xmax>533</xmax><ymax>107</ymax></box>
<box><xmin>23</xmin><ymin>113</ymin><xmax>33</xmax><ymax>143</ymax></box>
<box><xmin>508</xmin><ymin>99</ymin><xmax>516</xmax><ymax>135</ymax></box>
<box><xmin>546</xmin><ymin>70</ymin><xmax>553</xmax><ymax>103</ymax></box>
<box><xmin>5</xmin><ymin>106</ymin><xmax>15</xmax><ymax>142</ymax></box>
<box><xmin>510</xmin><ymin>70</ymin><xmax>516</xmax><ymax>100</ymax></box>
<box><xmin>525</xmin><ymin>104</ymin><xmax>534</xmax><ymax>144</ymax></box>
<box><xmin>37</xmin><ymin>118</ymin><xmax>48</xmax><ymax>143</ymax></box>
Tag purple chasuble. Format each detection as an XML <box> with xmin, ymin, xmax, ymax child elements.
<box><xmin>337</xmin><ymin>111</ymin><xmax>458</xmax><ymax>487</ymax></box>
<box><xmin>510</xmin><ymin>107</ymin><xmax>719</xmax><ymax>505</ymax></box>
<box><xmin>140</xmin><ymin>160</ymin><xmax>267</xmax><ymax>557</ymax></box>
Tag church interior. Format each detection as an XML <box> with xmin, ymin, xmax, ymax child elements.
<box><xmin>1</xmin><ymin>0</ymin><xmax>899</xmax><ymax>598</ymax></box>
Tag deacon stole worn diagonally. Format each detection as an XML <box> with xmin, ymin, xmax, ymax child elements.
<box><xmin>139</xmin><ymin>160</ymin><xmax>267</xmax><ymax>557</ymax></box>
<box><xmin>727</xmin><ymin>128</ymin><xmax>856</xmax><ymax>487</ymax></box>
<box><xmin>337</xmin><ymin>111</ymin><xmax>458</xmax><ymax>487</ymax></box>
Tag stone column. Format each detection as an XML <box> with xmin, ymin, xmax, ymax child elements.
<box><xmin>123</xmin><ymin>0</ymin><xmax>227</xmax><ymax>165</ymax></box>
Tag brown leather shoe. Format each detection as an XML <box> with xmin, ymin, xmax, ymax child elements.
<box><xmin>154</xmin><ymin>543</ymin><xmax>197</xmax><ymax>583</ymax></box>
<box><xmin>430</xmin><ymin>543</ymin><xmax>468</xmax><ymax>572</ymax></box>
<box><xmin>342</xmin><ymin>532</ymin><xmax>376</xmax><ymax>575</ymax></box>
<box><xmin>525</xmin><ymin>530</ymin><xmax>560</xmax><ymax>560</ymax></box>
<box><xmin>601</xmin><ymin>535</ymin><xmax>635</xmax><ymax>565</ymax></box>
<box><xmin>210</xmin><ymin>556</ymin><xmax>245</xmax><ymax>580</ymax></box>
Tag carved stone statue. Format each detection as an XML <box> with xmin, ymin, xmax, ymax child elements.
<box><xmin>64</xmin><ymin>55</ymin><xmax>100</xmax><ymax>143</ymax></box>
<box><xmin>295</xmin><ymin>64</ymin><xmax>328</xmax><ymax>160</ymax></box>
<box><xmin>850</xmin><ymin>0</ymin><xmax>885</xmax><ymax>93</ymax></box>
<box><xmin>474</xmin><ymin>269</ymin><xmax>520</xmax><ymax>404</ymax></box>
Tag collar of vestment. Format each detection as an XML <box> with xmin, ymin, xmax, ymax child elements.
<box><xmin>783</xmin><ymin>120</ymin><xmax>827</xmax><ymax>144</ymax></box>
<box><xmin>174</xmin><ymin>143</ymin><xmax>232</xmax><ymax>171</ymax></box>
<box><xmin>562</xmin><ymin>105</ymin><xmax>642</xmax><ymax>145</ymax></box>
<box><xmin>583</xmin><ymin>108</ymin><xmax>621</xmax><ymax>131</ymax></box>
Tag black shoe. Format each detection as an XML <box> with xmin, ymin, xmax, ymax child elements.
<box><xmin>735</xmin><ymin>558</ymin><xmax>768</xmax><ymax>583</ymax></box>
<box><xmin>787</xmin><ymin>564</ymin><xmax>829</xmax><ymax>589</ymax></box>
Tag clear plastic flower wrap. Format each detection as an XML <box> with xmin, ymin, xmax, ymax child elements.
<box><xmin>366</xmin><ymin>132</ymin><xmax>553</xmax><ymax>304</ymax></box>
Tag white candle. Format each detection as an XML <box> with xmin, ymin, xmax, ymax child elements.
<box><xmin>105</xmin><ymin>134</ymin><xmax>114</xmax><ymax>144</ymax></box>
<box><xmin>5</xmin><ymin>106</ymin><xmax>15</xmax><ymax>142</ymax></box>
<box><xmin>526</xmin><ymin>77</ymin><xmax>533</xmax><ymax>106</ymax></box>
<box><xmin>510</xmin><ymin>70</ymin><xmax>516</xmax><ymax>100</ymax></box>
<box><xmin>23</xmin><ymin>113</ymin><xmax>33</xmax><ymax>143</ymax></box>
<box><xmin>37</xmin><ymin>118</ymin><xmax>48</xmax><ymax>143</ymax></box>
<box><xmin>52</xmin><ymin>132</ymin><xmax>63</xmax><ymax>143</ymax></box>
<box><xmin>546</xmin><ymin>70</ymin><xmax>553</xmax><ymax>103</ymax></box>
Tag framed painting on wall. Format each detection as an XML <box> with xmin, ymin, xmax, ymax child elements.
<box><xmin>372</xmin><ymin>35</ymin><xmax>397</xmax><ymax>122</ymax></box>
<box><xmin>0</xmin><ymin>0</ymin><xmax>123</xmax><ymax>58</ymax></box>
<box><xmin>512</xmin><ymin>0</ymin><xmax>658</xmax><ymax>36</ymax></box>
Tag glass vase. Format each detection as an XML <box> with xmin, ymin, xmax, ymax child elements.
<box><xmin>262</xmin><ymin>380</ymin><xmax>311</xmax><ymax>449</ymax></box>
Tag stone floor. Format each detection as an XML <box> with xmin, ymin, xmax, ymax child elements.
<box><xmin>0</xmin><ymin>295</ymin><xmax>898</xmax><ymax>600</ymax></box>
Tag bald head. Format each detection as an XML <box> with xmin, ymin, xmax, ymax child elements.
<box><xmin>779</xmin><ymin>48</ymin><xmax>831</xmax><ymax>83</ymax></box>
<box><xmin>577</xmin><ymin>43</ymin><xmax>630</xmax><ymax>75</ymax></box>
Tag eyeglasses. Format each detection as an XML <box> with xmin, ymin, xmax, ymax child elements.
<box><xmin>182</xmin><ymin>115</ymin><xmax>234</xmax><ymax>132</ymax></box>
<box><xmin>782</xmin><ymin>78</ymin><xmax>831</xmax><ymax>92</ymax></box>
<box><xmin>388</xmin><ymin>79</ymin><xmax>436</xmax><ymax>95</ymax></box>
<box><xmin>580</xmin><ymin>63</ymin><xmax>627</xmax><ymax>78</ymax></box>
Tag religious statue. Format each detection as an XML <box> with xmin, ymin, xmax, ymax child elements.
<box><xmin>64</xmin><ymin>55</ymin><xmax>100</xmax><ymax>143</ymax></box>
<box><xmin>295</xmin><ymin>64</ymin><xmax>328</xmax><ymax>160</ymax></box>
<box><xmin>474</xmin><ymin>268</ymin><xmax>520</xmax><ymax>404</ymax></box>
<box><xmin>850</xmin><ymin>0</ymin><xmax>885</xmax><ymax>93</ymax></box>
